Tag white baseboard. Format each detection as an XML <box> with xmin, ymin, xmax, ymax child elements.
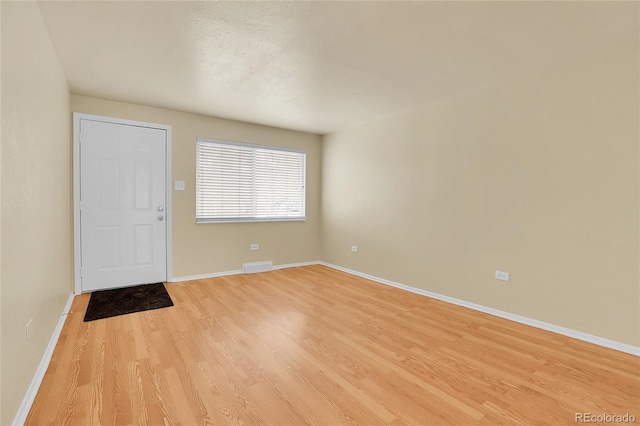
<box><xmin>171</xmin><ymin>261</ymin><xmax>322</xmax><ymax>282</ymax></box>
<box><xmin>170</xmin><ymin>269</ymin><xmax>244</xmax><ymax>282</ymax></box>
<box><xmin>12</xmin><ymin>292</ymin><xmax>75</xmax><ymax>426</ymax></box>
<box><xmin>319</xmin><ymin>262</ymin><xmax>640</xmax><ymax>357</ymax></box>
<box><xmin>273</xmin><ymin>261</ymin><xmax>321</xmax><ymax>270</ymax></box>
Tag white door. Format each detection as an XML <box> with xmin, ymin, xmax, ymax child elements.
<box><xmin>79</xmin><ymin>118</ymin><xmax>167</xmax><ymax>292</ymax></box>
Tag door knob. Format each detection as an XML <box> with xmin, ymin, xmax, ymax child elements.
<box><xmin>158</xmin><ymin>206</ymin><xmax>164</xmax><ymax>212</ymax></box>
<box><xmin>158</xmin><ymin>215</ymin><xmax>164</xmax><ymax>221</ymax></box>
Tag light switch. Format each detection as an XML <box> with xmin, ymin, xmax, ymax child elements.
<box><xmin>174</xmin><ymin>181</ymin><xmax>185</xmax><ymax>191</ymax></box>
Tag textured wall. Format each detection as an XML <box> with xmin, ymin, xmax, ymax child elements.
<box><xmin>322</xmin><ymin>39</ymin><xmax>639</xmax><ymax>347</ymax></box>
<box><xmin>71</xmin><ymin>95</ymin><xmax>322</xmax><ymax>278</ymax></box>
<box><xmin>1</xmin><ymin>2</ymin><xmax>72</xmax><ymax>423</ymax></box>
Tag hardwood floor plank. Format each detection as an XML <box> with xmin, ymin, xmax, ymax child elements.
<box><xmin>26</xmin><ymin>265</ymin><xmax>639</xmax><ymax>425</ymax></box>
<box><xmin>137</xmin><ymin>358</ymin><xmax>172</xmax><ymax>426</ymax></box>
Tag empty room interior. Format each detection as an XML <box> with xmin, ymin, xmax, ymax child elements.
<box><xmin>1</xmin><ymin>1</ymin><xmax>639</xmax><ymax>425</ymax></box>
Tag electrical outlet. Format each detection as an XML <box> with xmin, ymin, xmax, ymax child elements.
<box><xmin>251</xmin><ymin>244</ymin><xmax>259</xmax><ymax>250</ymax></box>
<box><xmin>351</xmin><ymin>246</ymin><xmax>358</xmax><ymax>252</ymax></box>
<box><xmin>174</xmin><ymin>180</ymin><xmax>185</xmax><ymax>191</ymax></box>
<box><xmin>26</xmin><ymin>319</ymin><xmax>33</xmax><ymax>340</ymax></box>
<box><xmin>495</xmin><ymin>271</ymin><xmax>510</xmax><ymax>282</ymax></box>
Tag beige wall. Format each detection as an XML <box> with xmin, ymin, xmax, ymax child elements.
<box><xmin>71</xmin><ymin>95</ymin><xmax>322</xmax><ymax>278</ymax></box>
<box><xmin>322</xmin><ymin>39</ymin><xmax>639</xmax><ymax>347</ymax></box>
<box><xmin>1</xmin><ymin>2</ymin><xmax>72</xmax><ymax>423</ymax></box>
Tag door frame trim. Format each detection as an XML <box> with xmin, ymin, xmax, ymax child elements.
<box><xmin>73</xmin><ymin>112</ymin><xmax>173</xmax><ymax>294</ymax></box>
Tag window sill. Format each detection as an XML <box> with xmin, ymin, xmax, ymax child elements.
<box><xmin>196</xmin><ymin>217</ymin><xmax>306</xmax><ymax>224</ymax></box>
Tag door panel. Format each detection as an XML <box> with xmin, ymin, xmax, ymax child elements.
<box><xmin>99</xmin><ymin>225</ymin><xmax>121</xmax><ymax>269</ymax></box>
<box><xmin>80</xmin><ymin>119</ymin><xmax>167</xmax><ymax>292</ymax></box>
<box><xmin>133</xmin><ymin>224</ymin><xmax>153</xmax><ymax>266</ymax></box>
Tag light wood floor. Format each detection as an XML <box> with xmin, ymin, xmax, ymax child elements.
<box><xmin>27</xmin><ymin>265</ymin><xmax>639</xmax><ymax>425</ymax></box>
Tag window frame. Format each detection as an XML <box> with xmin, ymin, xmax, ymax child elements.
<box><xmin>195</xmin><ymin>136</ymin><xmax>307</xmax><ymax>224</ymax></box>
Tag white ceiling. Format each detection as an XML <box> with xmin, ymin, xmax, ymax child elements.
<box><xmin>38</xmin><ymin>1</ymin><xmax>638</xmax><ymax>134</ymax></box>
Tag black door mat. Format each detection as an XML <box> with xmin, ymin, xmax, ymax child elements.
<box><xmin>84</xmin><ymin>282</ymin><xmax>174</xmax><ymax>322</ymax></box>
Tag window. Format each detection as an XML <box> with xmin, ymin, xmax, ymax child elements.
<box><xmin>196</xmin><ymin>137</ymin><xmax>306</xmax><ymax>223</ymax></box>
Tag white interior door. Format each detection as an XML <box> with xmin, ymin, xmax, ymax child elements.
<box><xmin>79</xmin><ymin>118</ymin><xmax>167</xmax><ymax>292</ymax></box>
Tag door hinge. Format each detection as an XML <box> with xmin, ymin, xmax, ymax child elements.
<box><xmin>79</xmin><ymin>268</ymin><xmax>84</xmax><ymax>278</ymax></box>
<box><xmin>78</xmin><ymin>132</ymin><xmax>83</xmax><ymax>143</ymax></box>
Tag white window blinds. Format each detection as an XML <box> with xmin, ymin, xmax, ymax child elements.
<box><xmin>196</xmin><ymin>137</ymin><xmax>306</xmax><ymax>223</ymax></box>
